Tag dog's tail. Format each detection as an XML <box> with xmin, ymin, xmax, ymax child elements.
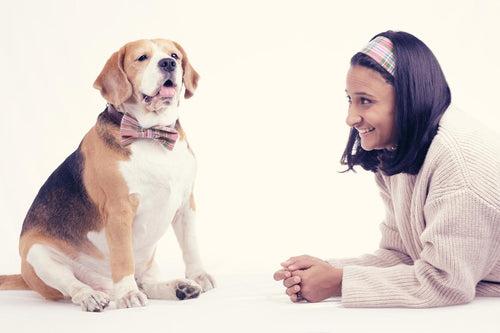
<box><xmin>0</xmin><ymin>274</ymin><xmax>30</xmax><ymax>290</ymax></box>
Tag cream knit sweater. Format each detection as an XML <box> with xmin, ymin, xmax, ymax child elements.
<box><xmin>329</xmin><ymin>106</ymin><xmax>500</xmax><ymax>308</ymax></box>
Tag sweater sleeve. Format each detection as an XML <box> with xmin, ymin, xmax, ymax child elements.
<box><xmin>327</xmin><ymin>173</ymin><xmax>413</xmax><ymax>268</ymax></box>
<box><xmin>340</xmin><ymin>189</ymin><xmax>500</xmax><ymax>308</ymax></box>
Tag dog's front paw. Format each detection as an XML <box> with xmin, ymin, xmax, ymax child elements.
<box><xmin>72</xmin><ymin>290</ymin><xmax>111</xmax><ymax>312</ymax></box>
<box><xmin>189</xmin><ymin>272</ymin><xmax>216</xmax><ymax>292</ymax></box>
<box><xmin>116</xmin><ymin>290</ymin><xmax>148</xmax><ymax>309</ymax></box>
<box><xmin>175</xmin><ymin>280</ymin><xmax>202</xmax><ymax>300</ymax></box>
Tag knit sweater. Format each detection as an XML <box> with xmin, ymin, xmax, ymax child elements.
<box><xmin>328</xmin><ymin>106</ymin><xmax>500</xmax><ymax>308</ymax></box>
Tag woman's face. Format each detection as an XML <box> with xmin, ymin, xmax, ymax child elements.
<box><xmin>345</xmin><ymin>65</ymin><xmax>396</xmax><ymax>151</ymax></box>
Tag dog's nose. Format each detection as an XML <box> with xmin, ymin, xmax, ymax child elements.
<box><xmin>158</xmin><ymin>58</ymin><xmax>176</xmax><ymax>72</ymax></box>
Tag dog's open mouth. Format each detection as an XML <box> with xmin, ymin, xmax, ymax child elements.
<box><xmin>142</xmin><ymin>79</ymin><xmax>177</xmax><ymax>103</ymax></box>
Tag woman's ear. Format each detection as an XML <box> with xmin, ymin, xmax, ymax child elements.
<box><xmin>173</xmin><ymin>41</ymin><xmax>200</xmax><ymax>99</ymax></box>
<box><xmin>93</xmin><ymin>46</ymin><xmax>133</xmax><ymax>106</ymax></box>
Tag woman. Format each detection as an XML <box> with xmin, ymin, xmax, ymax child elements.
<box><xmin>274</xmin><ymin>31</ymin><xmax>500</xmax><ymax>308</ymax></box>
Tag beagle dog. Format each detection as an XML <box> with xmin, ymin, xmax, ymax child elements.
<box><xmin>0</xmin><ymin>39</ymin><xmax>215</xmax><ymax>311</ymax></box>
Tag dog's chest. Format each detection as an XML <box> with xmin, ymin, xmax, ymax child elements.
<box><xmin>119</xmin><ymin>139</ymin><xmax>196</xmax><ymax>248</ymax></box>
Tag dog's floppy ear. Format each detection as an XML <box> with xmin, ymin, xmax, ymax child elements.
<box><xmin>173</xmin><ymin>41</ymin><xmax>199</xmax><ymax>99</ymax></box>
<box><xmin>93</xmin><ymin>46</ymin><xmax>133</xmax><ymax>106</ymax></box>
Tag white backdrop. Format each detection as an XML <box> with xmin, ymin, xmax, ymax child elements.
<box><xmin>0</xmin><ymin>0</ymin><xmax>498</xmax><ymax>281</ymax></box>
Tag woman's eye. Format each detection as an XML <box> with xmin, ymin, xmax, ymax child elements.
<box><xmin>137</xmin><ymin>55</ymin><xmax>148</xmax><ymax>62</ymax></box>
<box><xmin>346</xmin><ymin>96</ymin><xmax>352</xmax><ymax>104</ymax></box>
<box><xmin>171</xmin><ymin>53</ymin><xmax>179</xmax><ymax>60</ymax></box>
<box><xmin>360</xmin><ymin>97</ymin><xmax>372</xmax><ymax>105</ymax></box>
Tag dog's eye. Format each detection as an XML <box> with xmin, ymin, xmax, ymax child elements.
<box><xmin>171</xmin><ymin>53</ymin><xmax>179</xmax><ymax>60</ymax></box>
<box><xmin>137</xmin><ymin>55</ymin><xmax>148</xmax><ymax>62</ymax></box>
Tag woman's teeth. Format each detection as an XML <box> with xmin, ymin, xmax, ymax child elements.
<box><xmin>358</xmin><ymin>127</ymin><xmax>375</xmax><ymax>134</ymax></box>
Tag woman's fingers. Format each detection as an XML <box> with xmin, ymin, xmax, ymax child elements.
<box><xmin>281</xmin><ymin>255</ymin><xmax>307</xmax><ymax>267</ymax></box>
<box><xmin>283</xmin><ymin>275</ymin><xmax>301</xmax><ymax>288</ymax></box>
<box><xmin>283</xmin><ymin>257</ymin><xmax>316</xmax><ymax>271</ymax></box>
<box><xmin>291</xmin><ymin>291</ymin><xmax>305</xmax><ymax>303</ymax></box>
<box><xmin>273</xmin><ymin>269</ymin><xmax>291</xmax><ymax>281</ymax></box>
<box><xmin>286</xmin><ymin>284</ymin><xmax>301</xmax><ymax>296</ymax></box>
<box><xmin>281</xmin><ymin>255</ymin><xmax>324</xmax><ymax>270</ymax></box>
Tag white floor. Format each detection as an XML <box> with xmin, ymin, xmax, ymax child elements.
<box><xmin>1</xmin><ymin>272</ymin><xmax>499</xmax><ymax>333</ymax></box>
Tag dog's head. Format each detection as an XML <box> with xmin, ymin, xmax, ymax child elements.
<box><xmin>94</xmin><ymin>39</ymin><xmax>199</xmax><ymax>125</ymax></box>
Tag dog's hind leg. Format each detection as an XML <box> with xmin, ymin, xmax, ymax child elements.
<box><xmin>24</xmin><ymin>243</ymin><xmax>110</xmax><ymax>312</ymax></box>
<box><xmin>136</xmin><ymin>260</ymin><xmax>202</xmax><ymax>300</ymax></box>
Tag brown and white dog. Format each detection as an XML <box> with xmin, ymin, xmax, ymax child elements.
<box><xmin>0</xmin><ymin>39</ymin><xmax>215</xmax><ymax>311</ymax></box>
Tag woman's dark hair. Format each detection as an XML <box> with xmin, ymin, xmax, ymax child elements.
<box><xmin>341</xmin><ymin>31</ymin><xmax>451</xmax><ymax>175</ymax></box>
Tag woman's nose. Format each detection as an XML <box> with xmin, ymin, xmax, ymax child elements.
<box><xmin>345</xmin><ymin>110</ymin><xmax>362</xmax><ymax>127</ymax></box>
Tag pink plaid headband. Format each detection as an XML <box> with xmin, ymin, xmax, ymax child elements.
<box><xmin>360</xmin><ymin>36</ymin><xmax>396</xmax><ymax>76</ymax></box>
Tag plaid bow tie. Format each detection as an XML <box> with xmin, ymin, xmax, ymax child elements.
<box><xmin>106</xmin><ymin>105</ymin><xmax>179</xmax><ymax>150</ymax></box>
<box><xmin>120</xmin><ymin>113</ymin><xmax>179</xmax><ymax>150</ymax></box>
